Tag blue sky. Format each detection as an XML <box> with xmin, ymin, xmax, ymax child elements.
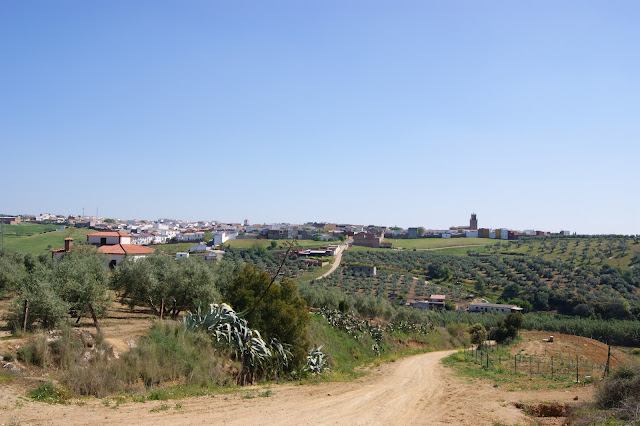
<box><xmin>1</xmin><ymin>1</ymin><xmax>638</xmax><ymax>233</ymax></box>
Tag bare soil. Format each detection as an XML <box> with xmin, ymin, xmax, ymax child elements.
<box><xmin>1</xmin><ymin>350</ymin><xmax>593</xmax><ymax>425</ymax></box>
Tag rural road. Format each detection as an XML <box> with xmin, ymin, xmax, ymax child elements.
<box><xmin>1</xmin><ymin>349</ymin><xmax>589</xmax><ymax>425</ymax></box>
<box><xmin>317</xmin><ymin>244</ymin><xmax>346</xmax><ymax>279</ymax></box>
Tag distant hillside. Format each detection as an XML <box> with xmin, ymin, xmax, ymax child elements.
<box><xmin>315</xmin><ymin>247</ymin><xmax>640</xmax><ymax>320</ymax></box>
<box><xmin>475</xmin><ymin>236</ymin><xmax>640</xmax><ymax>270</ymax></box>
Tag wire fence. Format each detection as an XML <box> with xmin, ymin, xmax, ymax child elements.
<box><xmin>463</xmin><ymin>345</ymin><xmax>610</xmax><ymax>381</ymax></box>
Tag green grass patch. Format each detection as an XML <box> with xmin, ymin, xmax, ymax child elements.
<box><xmin>385</xmin><ymin>238</ymin><xmax>495</xmax><ymax>250</ymax></box>
<box><xmin>0</xmin><ymin>371</ymin><xmax>15</xmax><ymax>384</ymax></box>
<box><xmin>29</xmin><ymin>381</ymin><xmax>71</xmax><ymax>404</ymax></box>
<box><xmin>3</xmin><ymin>227</ymin><xmax>93</xmax><ymax>255</ymax></box>
<box><xmin>0</xmin><ymin>223</ymin><xmax>61</xmax><ymax>235</ymax></box>
<box><xmin>443</xmin><ymin>346</ymin><xmax>582</xmax><ymax>391</ymax></box>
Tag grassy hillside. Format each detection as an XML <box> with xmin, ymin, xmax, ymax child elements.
<box><xmin>0</xmin><ymin>223</ymin><xmax>61</xmax><ymax>235</ymax></box>
<box><xmin>314</xmin><ymin>247</ymin><xmax>640</xmax><ymax>320</ymax></box>
<box><xmin>2</xmin><ymin>227</ymin><xmax>93</xmax><ymax>255</ymax></box>
<box><xmin>383</xmin><ymin>237</ymin><xmax>495</xmax><ymax>250</ymax></box>
<box><xmin>474</xmin><ymin>237</ymin><xmax>640</xmax><ymax>270</ymax></box>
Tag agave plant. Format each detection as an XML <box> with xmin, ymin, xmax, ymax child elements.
<box><xmin>304</xmin><ymin>346</ymin><xmax>329</xmax><ymax>375</ymax></box>
<box><xmin>184</xmin><ymin>303</ymin><xmax>290</xmax><ymax>383</ymax></box>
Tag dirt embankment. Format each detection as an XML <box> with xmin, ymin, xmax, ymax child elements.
<box><xmin>1</xmin><ymin>350</ymin><xmax>593</xmax><ymax>425</ymax></box>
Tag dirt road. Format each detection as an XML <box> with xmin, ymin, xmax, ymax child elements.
<box><xmin>317</xmin><ymin>244</ymin><xmax>346</xmax><ymax>279</ymax></box>
<box><xmin>1</xmin><ymin>349</ymin><xmax>592</xmax><ymax>425</ymax></box>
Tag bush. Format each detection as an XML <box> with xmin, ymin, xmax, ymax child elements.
<box><xmin>17</xmin><ymin>336</ymin><xmax>50</xmax><ymax>367</ymax></box>
<box><xmin>223</xmin><ymin>264</ymin><xmax>310</xmax><ymax>370</ymax></box>
<box><xmin>64</xmin><ymin>321</ymin><xmax>233</xmax><ymax>397</ymax></box>
<box><xmin>596</xmin><ymin>363</ymin><xmax>640</xmax><ymax>423</ymax></box>
<box><xmin>29</xmin><ymin>381</ymin><xmax>71</xmax><ymax>404</ymax></box>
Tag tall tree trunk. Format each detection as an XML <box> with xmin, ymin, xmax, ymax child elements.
<box><xmin>88</xmin><ymin>303</ymin><xmax>101</xmax><ymax>334</ymax></box>
<box><xmin>147</xmin><ymin>296</ymin><xmax>160</xmax><ymax>316</ymax></box>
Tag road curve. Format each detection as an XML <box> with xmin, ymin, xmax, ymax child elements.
<box><xmin>317</xmin><ymin>244</ymin><xmax>346</xmax><ymax>279</ymax></box>
<box><xmin>5</xmin><ymin>349</ymin><xmax>545</xmax><ymax>425</ymax></box>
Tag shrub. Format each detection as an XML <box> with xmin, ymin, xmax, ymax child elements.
<box><xmin>597</xmin><ymin>364</ymin><xmax>640</xmax><ymax>407</ymax></box>
<box><xmin>29</xmin><ymin>381</ymin><xmax>71</xmax><ymax>404</ymax></box>
<box><xmin>17</xmin><ymin>336</ymin><xmax>50</xmax><ymax>367</ymax></box>
<box><xmin>223</xmin><ymin>264</ymin><xmax>310</xmax><ymax>370</ymax></box>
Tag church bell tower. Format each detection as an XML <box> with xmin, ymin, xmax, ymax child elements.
<box><xmin>470</xmin><ymin>213</ymin><xmax>478</xmax><ymax>230</ymax></box>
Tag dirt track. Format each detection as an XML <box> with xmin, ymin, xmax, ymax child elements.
<box><xmin>1</xmin><ymin>350</ymin><xmax>593</xmax><ymax>425</ymax></box>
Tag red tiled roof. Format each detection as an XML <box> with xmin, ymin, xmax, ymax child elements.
<box><xmin>87</xmin><ymin>231</ymin><xmax>133</xmax><ymax>237</ymax></box>
<box><xmin>51</xmin><ymin>248</ymin><xmax>67</xmax><ymax>253</ymax></box>
<box><xmin>98</xmin><ymin>244</ymin><xmax>155</xmax><ymax>255</ymax></box>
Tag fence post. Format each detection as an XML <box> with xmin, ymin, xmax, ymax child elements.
<box><xmin>576</xmin><ymin>354</ymin><xmax>579</xmax><ymax>382</ymax></box>
<box><xmin>22</xmin><ymin>299</ymin><xmax>29</xmax><ymax>333</ymax></box>
<box><xmin>551</xmin><ymin>355</ymin><xmax>554</xmax><ymax>380</ymax></box>
<box><xmin>514</xmin><ymin>355</ymin><xmax>517</xmax><ymax>373</ymax></box>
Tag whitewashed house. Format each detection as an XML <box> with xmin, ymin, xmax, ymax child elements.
<box><xmin>212</xmin><ymin>231</ymin><xmax>238</xmax><ymax>246</ymax></box>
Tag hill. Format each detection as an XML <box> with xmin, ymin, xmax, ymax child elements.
<box><xmin>1</xmin><ymin>227</ymin><xmax>93</xmax><ymax>256</ymax></box>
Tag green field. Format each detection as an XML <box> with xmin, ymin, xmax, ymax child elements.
<box><xmin>2</xmin><ymin>227</ymin><xmax>93</xmax><ymax>255</ymax></box>
<box><xmin>386</xmin><ymin>237</ymin><xmax>495</xmax><ymax>250</ymax></box>
<box><xmin>348</xmin><ymin>238</ymin><xmax>494</xmax><ymax>251</ymax></box>
<box><xmin>0</xmin><ymin>222</ymin><xmax>61</xmax><ymax>235</ymax></box>
<box><xmin>474</xmin><ymin>237</ymin><xmax>640</xmax><ymax>269</ymax></box>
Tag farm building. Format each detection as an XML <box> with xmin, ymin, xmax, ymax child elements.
<box><xmin>409</xmin><ymin>295</ymin><xmax>446</xmax><ymax>311</ymax></box>
<box><xmin>469</xmin><ymin>302</ymin><xmax>523</xmax><ymax>314</ymax></box>
<box><xmin>353</xmin><ymin>232</ymin><xmax>384</xmax><ymax>248</ymax></box>
<box><xmin>347</xmin><ymin>265</ymin><xmax>377</xmax><ymax>277</ymax></box>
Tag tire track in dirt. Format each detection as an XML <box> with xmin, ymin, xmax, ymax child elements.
<box><xmin>1</xmin><ymin>350</ymin><xmax>593</xmax><ymax>425</ymax></box>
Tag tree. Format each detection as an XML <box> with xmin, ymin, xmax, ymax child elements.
<box><xmin>111</xmin><ymin>254</ymin><xmax>225</xmax><ymax>319</ymax></box>
<box><xmin>222</xmin><ymin>264</ymin><xmax>310</xmax><ymax>370</ymax></box>
<box><xmin>491</xmin><ymin>312</ymin><xmax>523</xmax><ymax>343</ymax></box>
<box><xmin>417</xmin><ymin>227</ymin><xmax>425</xmax><ymax>237</ymax></box>
<box><xmin>439</xmin><ymin>265</ymin><xmax>451</xmax><ymax>281</ymax></box>
<box><xmin>48</xmin><ymin>245</ymin><xmax>111</xmax><ymax>330</ymax></box>
<box><xmin>0</xmin><ymin>251</ymin><xmax>27</xmax><ymax>296</ymax></box>
<box><xmin>10</xmin><ymin>245</ymin><xmax>109</xmax><ymax>331</ymax></box>
<box><xmin>468</xmin><ymin>323</ymin><xmax>488</xmax><ymax>348</ymax></box>
<box><xmin>474</xmin><ymin>275</ymin><xmax>486</xmax><ymax>295</ymax></box>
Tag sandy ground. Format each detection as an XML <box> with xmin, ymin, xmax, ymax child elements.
<box><xmin>0</xmin><ymin>350</ymin><xmax>593</xmax><ymax>426</ymax></box>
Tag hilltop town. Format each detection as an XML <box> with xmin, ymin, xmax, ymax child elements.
<box><xmin>2</xmin><ymin>212</ymin><xmax>571</xmax><ymax>248</ymax></box>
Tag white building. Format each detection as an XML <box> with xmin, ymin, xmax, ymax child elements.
<box><xmin>464</xmin><ymin>230</ymin><xmax>479</xmax><ymax>238</ymax></box>
<box><xmin>178</xmin><ymin>232</ymin><xmax>205</xmax><ymax>242</ymax></box>
<box><xmin>469</xmin><ymin>302</ymin><xmax>523</xmax><ymax>314</ymax></box>
<box><xmin>87</xmin><ymin>231</ymin><xmax>132</xmax><ymax>246</ymax></box>
<box><xmin>212</xmin><ymin>231</ymin><xmax>238</xmax><ymax>246</ymax></box>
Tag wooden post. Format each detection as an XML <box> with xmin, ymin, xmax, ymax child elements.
<box><xmin>576</xmin><ymin>354</ymin><xmax>579</xmax><ymax>382</ymax></box>
<box><xmin>604</xmin><ymin>345</ymin><xmax>611</xmax><ymax>378</ymax></box>
<box><xmin>551</xmin><ymin>355</ymin><xmax>554</xmax><ymax>380</ymax></box>
<box><xmin>514</xmin><ymin>355</ymin><xmax>517</xmax><ymax>373</ymax></box>
<box><xmin>22</xmin><ymin>299</ymin><xmax>29</xmax><ymax>333</ymax></box>
<box><xmin>160</xmin><ymin>299</ymin><xmax>164</xmax><ymax>320</ymax></box>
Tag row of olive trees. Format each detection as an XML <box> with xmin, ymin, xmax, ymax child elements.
<box><xmin>1</xmin><ymin>247</ymin><xmax>312</xmax><ymax>371</ymax></box>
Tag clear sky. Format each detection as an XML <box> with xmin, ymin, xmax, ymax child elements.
<box><xmin>1</xmin><ymin>1</ymin><xmax>638</xmax><ymax>234</ymax></box>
